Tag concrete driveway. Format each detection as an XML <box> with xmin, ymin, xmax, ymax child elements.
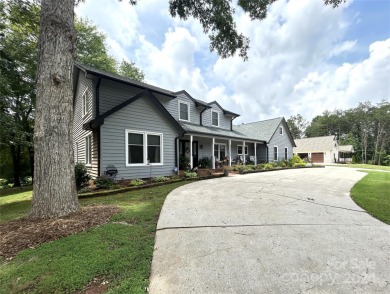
<box><xmin>149</xmin><ymin>167</ymin><xmax>390</xmax><ymax>293</ymax></box>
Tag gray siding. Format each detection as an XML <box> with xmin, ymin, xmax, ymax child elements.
<box><xmin>203</xmin><ymin>103</ymin><xmax>231</xmax><ymax>130</ymax></box>
<box><xmin>99</xmin><ymin>79</ymin><xmax>143</xmax><ymax>114</ymax></box>
<box><xmin>268</xmin><ymin>120</ymin><xmax>294</xmax><ymax>161</ymax></box>
<box><xmin>101</xmin><ymin>96</ymin><xmax>179</xmax><ymax>179</ymax></box>
<box><xmin>158</xmin><ymin>92</ymin><xmax>201</xmax><ymax>124</ymax></box>
<box><xmin>73</xmin><ymin>73</ymin><xmax>98</xmax><ymax>177</ymax></box>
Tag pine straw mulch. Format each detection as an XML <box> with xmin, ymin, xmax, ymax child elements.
<box><xmin>0</xmin><ymin>205</ymin><xmax>120</xmax><ymax>259</ymax></box>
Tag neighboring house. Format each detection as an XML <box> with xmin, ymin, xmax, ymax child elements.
<box><xmin>293</xmin><ymin>136</ymin><xmax>339</xmax><ymax>163</ymax></box>
<box><xmin>73</xmin><ymin>64</ymin><xmax>296</xmax><ymax>179</ymax></box>
<box><xmin>234</xmin><ymin>118</ymin><xmax>296</xmax><ymax>162</ymax></box>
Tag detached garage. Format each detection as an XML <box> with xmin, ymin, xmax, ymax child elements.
<box><xmin>293</xmin><ymin>136</ymin><xmax>338</xmax><ymax>164</ymax></box>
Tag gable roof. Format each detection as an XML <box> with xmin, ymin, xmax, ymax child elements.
<box><xmin>179</xmin><ymin>121</ymin><xmax>265</xmax><ymax>142</ymax></box>
<box><xmin>173</xmin><ymin>90</ymin><xmax>211</xmax><ymax>108</ymax></box>
<box><xmin>233</xmin><ymin>117</ymin><xmax>295</xmax><ymax>146</ymax></box>
<box><xmin>76</xmin><ymin>63</ymin><xmax>176</xmax><ymax>98</ymax></box>
<box><xmin>208</xmin><ymin>101</ymin><xmax>240</xmax><ymax>117</ymax></box>
<box><xmin>83</xmin><ymin>89</ymin><xmax>184</xmax><ymax>134</ymax></box>
<box><xmin>294</xmin><ymin>136</ymin><xmax>336</xmax><ymax>153</ymax></box>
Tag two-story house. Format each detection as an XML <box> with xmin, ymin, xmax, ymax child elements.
<box><xmin>73</xmin><ymin>63</ymin><xmax>295</xmax><ymax>179</ymax></box>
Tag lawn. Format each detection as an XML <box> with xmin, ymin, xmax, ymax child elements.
<box><xmin>351</xmin><ymin>171</ymin><xmax>390</xmax><ymax>224</ymax></box>
<box><xmin>0</xmin><ymin>181</ymin><xmax>188</xmax><ymax>294</ymax></box>
<box><xmin>330</xmin><ymin>163</ymin><xmax>390</xmax><ymax>172</ymax></box>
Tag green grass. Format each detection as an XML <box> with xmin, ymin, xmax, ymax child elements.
<box><xmin>0</xmin><ymin>181</ymin><xmax>188</xmax><ymax>294</ymax></box>
<box><xmin>330</xmin><ymin>163</ymin><xmax>390</xmax><ymax>172</ymax></box>
<box><xmin>0</xmin><ymin>185</ymin><xmax>33</xmax><ymax>197</ymax></box>
<box><xmin>351</xmin><ymin>171</ymin><xmax>390</xmax><ymax>224</ymax></box>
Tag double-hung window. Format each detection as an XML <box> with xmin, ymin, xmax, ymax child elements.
<box><xmin>284</xmin><ymin>147</ymin><xmax>288</xmax><ymax>160</ymax></box>
<box><xmin>179</xmin><ymin>101</ymin><xmax>190</xmax><ymax>121</ymax></box>
<box><xmin>211</xmin><ymin>110</ymin><xmax>219</xmax><ymax>127</ymax></box>
<box><xmin>274</xmin><ymin>146</ymin><xmax>278</xmax><ymax>161</ymax></box>
<box><xmin>85</xmin><ymin>135</ymin><xmax>92</xmax><ymax>165</ymax></box>
<box><xmin>126</xmin><ymin>130</ymin><xmax>163</xmax><ymax>165</ymax></box>
<box><xmin>237</xmin><ymin>145</ymin><xmax>248</xmax><ymax>155</ymax></box>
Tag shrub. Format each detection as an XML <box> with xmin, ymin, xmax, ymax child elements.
<box><xmin>129</xmin><ymin>178</ymin><xmax>145</xmax><ymax>186</ymax></box>
<box><xmin>184</xmin><ymin>172</ymin><xmax>198</xmax><ymax>178</ymax></box>
<box><xmin>75</xmin><ymin>163</ymin><xmax>91</xmax><ymax>190</ymax></box>
<box><xmin>179</xmin><ymin>155</ymin><xmax>190</xmax><ymax>169</ymax></box>
<box><xmin>289</xmin><ymin>155</ymin><xmax>304</xmax><ymax>165</ymax></box>
<box><xmin>245</xmin><ymin>164</ymin><xmax>256</xmax><ymax>170</ymax></box>
<box><xmin>94</xmin><ymin>176</ymin><xmax>115</xmax><ymax>189</ymax></box>
<box><xmin>352</xmin><ymin>155</ymin><xmax>358</xmax><ymax>164</ymax></box>
<box><xmin>382</xmin><ymin>155</ymin><xmax>390</xmax><ymax>166</ymax></box>
<box><xmin>152</xmin><ymin>176</ymin><xmax>169</xmax><ymax>183</ymax></box>
<box><xmin>78</xmin><ymin>187</ymin><xmax>93</xmax><ymax>194</ymax></box>
<box><xmin>198</xmin><ymin>156</ymin><xmax>212</xmax><ymax>168</ymax></box>
<box><xmin>293</xmin><ymin>162</ymin><xmax>306</xmax><ymax>167</ymax></box>
<box><xmin>263</xmin><ymin>163</ymin><xmax>275</xmax><ymax>169</ymax></box>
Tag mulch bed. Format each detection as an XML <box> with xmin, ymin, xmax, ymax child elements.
<box><xmin>0</xmin><ymin>205</ymin><xmax>120</xmax><ymax>259</ymax></box>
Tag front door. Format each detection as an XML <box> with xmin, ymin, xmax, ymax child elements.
<box><xmin>192</xmin><ymin>141</ymin><xmax>198</xmax><ymax>166</ymax></box>
<box><xmin>179</xmin><ymin>140</ymin><xmax>198</xmax><ymax>167</ymax></box>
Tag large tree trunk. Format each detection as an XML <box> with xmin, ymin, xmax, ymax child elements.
<box><xmin>30</xmin><ymin>0</ymin><xmax>79</xmax><ymax>219</ymax></box>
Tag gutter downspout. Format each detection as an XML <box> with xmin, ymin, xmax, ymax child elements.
<box><xmin>95</xmin><ymin>77</ymin><xmax>102</xmax><ymax>175</ymax></box>
<box><xmin>200</xmin><ymin>106</ymin><xmax>207</xmax><ymax>126</ymax></box>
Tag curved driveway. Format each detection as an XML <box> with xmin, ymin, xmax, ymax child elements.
<box><xmin>149</xmin><ymin>167</ymin><xmax>390</xmax><ymax>293</ymax></box>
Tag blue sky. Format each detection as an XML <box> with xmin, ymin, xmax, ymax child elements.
<box><xmin>76</xmin><ymin>0</ymin><xmax>390</xmax><ymax>123</ymax></box>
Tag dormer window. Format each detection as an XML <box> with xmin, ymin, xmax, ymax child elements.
<box><xmin>82</xmin><ymin>89</ymin><xmax>89</xmax><ymax>117</ymax></box>
<box><xmin>212</xmin><ymin>110</ymin><xmax>219</xmax><ymax>127</ymax></box>
<box><xmin>179</xmin><ymin>101</ymin><xmax>190</xmax><ymax>121</ymax></box>
<box><xmin>279</xmin><ymin>126</ymin><xmax>283</xmax><ymax>135</ymax></box>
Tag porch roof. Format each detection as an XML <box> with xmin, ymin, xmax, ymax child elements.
<box><xmin>179</xmin><ymin>121</ymin><xmax>265</xmax><ymax>143</ymax></box>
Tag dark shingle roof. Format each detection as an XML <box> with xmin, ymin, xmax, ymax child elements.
<box><xmin>76</xmin><ymin>63</ymin><xmax>175</xmax><ymax>97</ymax></box>
<box><xmin>179</xmin><ymin>121</ymin><xmax>265</xmax><ymax>142</ymax></box>
<box><xmin>233</xmin><ymin>117</ymin><xmax>284</xmax><ymax>142</ymax></box>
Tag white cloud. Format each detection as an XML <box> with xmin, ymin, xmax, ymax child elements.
<box><xmin>75</xmin><ymin>0</ymin><xmax>389</xmax><ymax>123</ymax></box>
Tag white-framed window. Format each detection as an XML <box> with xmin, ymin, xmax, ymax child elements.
<box><xmin>279</xmin><ymin>126</ymin><xmax>283</xmax><ymax>135</ymax></box>
<box><xmin>237</xmin><ymin>145</ymin><xmax>248</xmax><ymax>155</ymax></box>
<box><xmin>274</xmin><ymin>146</ymin><xmax>278</xmax><ymax>161</ymax></box>
<box><xmin>82</xmin><ymin>89</ymin><xmax>89</xmax><ymax>117</ymax></box>
<box><xmin>178</xmin><ymin>101</ymin><xmax>190</xmax><ymax>121</ymax></box>
<box><xmin>284</xmin><ymin>147</ymin><xmax>288</xmax><ymax>160</ymax></box>
<box><xmin>214</xmin><ymin>144</ymin><xmax>226</xmax><ymax>160</ymax></box>
<box><xmin>211</xmin><ymin>110</ymin><xmax>219</xmax><ymax>127</ymax></box>
<box><xmin>85</xmin><ymin>135</ymin><xmax>92</xmax><ymax>166</ymax></box>
<box><xmin>126</xmin><ymin>130</ymin><xmax>163</xmax><ymax>166</ymax></box>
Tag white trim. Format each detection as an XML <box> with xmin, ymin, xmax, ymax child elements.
<box><xmin>184</xmin><ymin>132</ymin><xmax>264</xmax><ymax>144</ymax></box>
<box><xmin>75</xmin><ymin>141</ymin><xmax>79</xmax><ymax>163</ymax></box>
<box><xmin>178</xmin><ymin>100</ymin><xmax>190</xmax><ymax>121</ymax></box>
<box><xmin>279</xmin><ymin>126</ymin><xmax>283</xmax><ymax>135</ymax></box>
<box><xmin>85</xmin><ymin>134</ymin><xmax>92</xmax><ymax>166</ymax></box>
<box><xmin>211</xmin><ymin>110</ymin><xmax>220</xmax><ymax>127</ymax></box>
<box><xmin>82</xmin><ymin>88</ymin><xmax>89</xmax><ymax>118</ymax></box>
<box><xmin>284</xmin><ymin>147</ymin><xmax>288</xmax><ymax>160</ymax></box>
<box><xmin>273</xmin><ymin>145</ymin><xmax>278</xmax><ymax>161</ymax></box>
<box><xmin>125</xmin><ymin>129</ymin><xmax>164</xmax><ymax>166</ymax></box>
<box><xmin>237</xmin><ymin>145</ymin><xmax>248</xmax><ymax>155</ymax></box>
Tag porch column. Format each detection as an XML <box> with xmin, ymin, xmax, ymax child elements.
<box><xmin>212</xmin><ymin>137</ymin><xmax>215</xmax><ymax>169</ymax></box>
<box><xmin>243</xmin><ymin>141</ymin><xmax>246</xmax><ymax>165</ymax></box>
<box><xmin>190</xmin><ymin>135</ymin><xmax>193</xmax><ymax>169</ymax></box>
<box><xmin>254</xmin><ymin>142</ymin><xmax>257</xmax><ymax>166</ymax></box>
<box><xmin>229</xmin><ymin>140</ymin><xmax>232</xmax><ymax>166</ymax></box>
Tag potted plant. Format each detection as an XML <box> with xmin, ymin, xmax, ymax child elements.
<box><xmin>223</xmin><ymin>167</ymin><xmax>229</xmax><ymax>176</ymax></box>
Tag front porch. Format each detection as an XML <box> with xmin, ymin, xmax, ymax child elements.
<box><xmin>177</xmin><ymin>134</ymin><xmax>267</xmax><ymax>170</ymax></box>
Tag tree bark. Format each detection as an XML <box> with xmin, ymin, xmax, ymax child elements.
<box><xmin>30</xmin><ymin>0</ymin><xmax>79</xmax><ymax>219</ymax></box>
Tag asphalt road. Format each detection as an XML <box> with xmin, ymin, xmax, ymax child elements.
<box><xmin>149</xmin><ymin>167</ymin><xmax>390</xmax><ymax>294</ymax></box>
